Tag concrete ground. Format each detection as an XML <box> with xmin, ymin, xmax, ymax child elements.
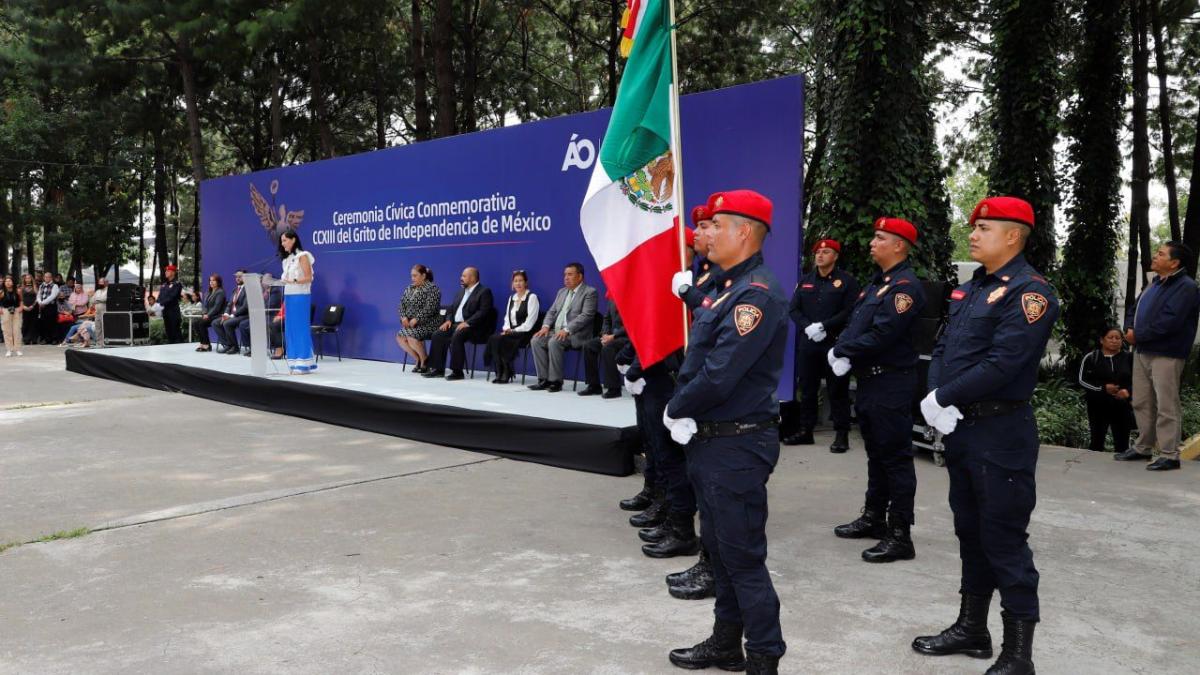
<box><xmin>0</xmin><ymin>346</ymin><xmax>1196</xmax><ymax>674</ymax></box>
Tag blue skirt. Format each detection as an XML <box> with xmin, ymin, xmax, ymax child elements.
<box><xmin>285</xmin><ymin>294</ymin><xmax>317</xmax><ymax>373</ymax></box>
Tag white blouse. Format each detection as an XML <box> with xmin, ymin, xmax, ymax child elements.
<box><xmin>282</xmin><ymin>251</ymin><xmax>315</xmax><ymax>295</ymax></box>
<box><xmin>502</xmin><ymin>291</ymin><xmax>540</xmax><ymax>332</ymax></box>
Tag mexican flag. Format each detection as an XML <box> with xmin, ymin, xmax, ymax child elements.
<box><xmin>581</xmin><ymin>0</ymin><xmax>685</xmax><ymax>368</ymax></box>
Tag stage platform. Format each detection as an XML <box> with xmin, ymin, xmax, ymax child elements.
<box><xmin>65</xmin><ymin>344</ymin><xmax>637</xmax><ymax>476</ymax></box>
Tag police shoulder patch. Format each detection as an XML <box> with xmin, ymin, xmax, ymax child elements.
<box><xmin>734</xmin><ymin>304</ymin><xmax>764</xmax><ymax>336</ymax></box>
<box><xmin>894</xmin><ymin>293</ymin><xmax>914</xmax><ymax>314</ymax></box>
<box><xmin>1021</xmin><ymin>293</ymin><xmax>1048</xmax><ymax>324</ymax></box>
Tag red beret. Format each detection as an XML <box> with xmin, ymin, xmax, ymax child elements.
<box><xmin>691</xmin><ymin>204</ymin><xmax>712</xmax><ymax>226</ymax></box>
<box><xmin>969</xmin><ymin>196</ymin><xmax>1035</xmax><ymax>229</ymax></box>
<box><xmin>811</xmin><ymin>238</ymin><xmax>841</xmax><ymax>253</ymax></box>
<box><xmin>874</xmin><ymin>217</ymin><xmax>918</xmax><ymax>245</ymax></box>
<box><xmin>711</xmin><ymin>189</ymin><xmax>773</xmax><ymax>229</ymax></box>
<box><xmin>165</xmin><ymin>264</ymin><xmax>177</xmax><ymax>272</ymax></box>
<box><xmin>684</xmin><ymin>227</ymin><xmax>696</xmax><ymax>247</ymax></box>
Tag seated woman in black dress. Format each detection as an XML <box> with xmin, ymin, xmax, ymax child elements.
<box><xmin>485</xmin><ymin>270</ymin><xmax>540</xmax><ymax>383</ymax></box>
<box><xmin>1078</xmin><ymin>325</ymin><xmax>1135</xmax><ymax>453</ymax></box>
<box><xmin>396</xmin><ymin>264</ymin><xmax>442</xmax><ymax>372</ymax></box>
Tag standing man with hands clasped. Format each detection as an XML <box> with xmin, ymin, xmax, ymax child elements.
<box><xmin>663</xmin><ymin>190</ymin><xmax>788</xmax><ymax>675</ymax></box>
<box><xmin>783</xmin><ymin>237</ymin><xmax>860</xmax><ymax>451</ymax></box>
<box><xmin>828</xmin><ymin>217</ymin><xmax>925</xmax><ymax>564</ymax></box>
<box><xmin>914</xmin><ymin>196</ymin><xmax>1059</xmax><ymax>675</ymax></box>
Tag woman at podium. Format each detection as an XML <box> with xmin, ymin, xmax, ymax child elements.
<box><xmin>279</xmin><ymin>230</ymin><xmax>317</xmax><ymax>374</ymax></box>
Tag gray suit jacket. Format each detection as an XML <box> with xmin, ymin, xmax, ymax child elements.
<box><xmin>542</xmin><ymin>283</ymin><xmax>598</xmax><ymax>338</ymax></box>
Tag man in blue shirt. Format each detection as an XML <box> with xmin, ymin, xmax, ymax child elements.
<box><xmin>1118</xmin><ymin>240</ymin><xmax>1200</xmax><ymax>470</ymax></box>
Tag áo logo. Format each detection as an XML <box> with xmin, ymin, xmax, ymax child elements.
<box><xmin>562</xmin><ymin>134</ymin><xmax>596</xmax><ymax>171</ymax></box>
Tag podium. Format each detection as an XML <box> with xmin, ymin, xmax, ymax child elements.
<box><xmin>241</xmin><ymin>273</ymin><xmax>281</xmax><ymax>377</ymax></box>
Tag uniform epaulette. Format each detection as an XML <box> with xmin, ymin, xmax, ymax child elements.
<box><xmin>748</xmin><ymin>273</ymin><xmax>771</xmax><ymax>290</ymax></box>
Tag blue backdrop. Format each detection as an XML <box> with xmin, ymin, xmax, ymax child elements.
<box><xmin>201</xmin><ymin>75</ymin><xmax>804</xmax><ymax>397</ymax></box>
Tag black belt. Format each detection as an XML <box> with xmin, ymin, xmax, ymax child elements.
<box><xmin>852</xmin><ymin>364</ymin><xmax>913</xmax><ymax>379</ymax></box>
<box><xmin>694</xmin><ymin>418</ymin><xmax>780</xmax><ymax>441</ymax></box>
<box><xmin>961</xmin><ymin>400</ymin><xmax>1028</xmax><ymax>419</ymax></box>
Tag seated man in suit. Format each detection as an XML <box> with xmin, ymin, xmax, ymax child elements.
<box><xmin>212</xmin><ymin>270</ymin><xmax>249</xmax><ymax>354</ymax></box>
<box><xmin>424</xmin><ymin>266</ymin><xmax>495</xmax><ymax>380</ymax></box>
<box><xmin>579</xmin><ymin>299</ymin><xmax>629</xmax><ymax>398</ymax></box>
<box><xmin>236</xmin><ymin>273</ymin><xmax>283</xmax><ymax>356</ymax></box>
<box><xmin>528</xmin><ymin>262</ymin><xmax>599</xmax><ymax>392</ymax></box>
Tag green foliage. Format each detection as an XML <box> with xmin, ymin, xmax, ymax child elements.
<box><xmin>805</xmin><ymin>0</ymin><xmax>954</xmax><ymax>283</ymax></box>
<box><xmin>985</xmin><ymin>0</ymin><xmax>1062</xmax><ymax>275</ymax></box>
<box><xmin>946</xmin><ymin>164</ymin><xmax>989</xmax><ymax>261</ymax></box>
<box><xmin>1031</xmin><ymin>375</ymin><xmax>1091</xmax><ymax>449</ymax></box>
<box><xmin>1058</xmin><ymin>0</ymin><xmax>1127</xmax><ymax>365</ymax></box>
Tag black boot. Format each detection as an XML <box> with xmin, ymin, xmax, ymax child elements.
<box><xmin>830</xmin><ymin>430</ymin><xmax>850</xmax><ymax>453</ymax></box>
<box><xmin>667</xmin><ymin>548</ymin><xmax>709</xmax><ymax>586</ymax></box>
<box><xmin>833</xmin><ymin>507</ymin><xmax>887</xmax><ymax>539</ymax></box>
<box><xmin>639</xmin><ymin>521</ymin><xmax>671</xmax><ymax>543</ymax></box>
<box><xmin>669</xmin><ymin>562</ymin><xmax>716</xmax><ymax>600</ymax></box>
<box><xmin>620</xmin><ymin>478</ymin><xmax>655</xmax><ymax>511</ymax></box>
<box><xmin>984</xmin><ymin>612</ymin><xmax>1036</xmax><ymax>675</ymax></box>
<box><xmin>862</xmin><ymin>515</ymin><xmax>915</xmax><ymax>563</ymax></box>
<box><xmin>781</xmin><ymin>427</ymin><xmax>814</xmax><ymax>445</ymax></box>
<box><xmin>912</xmin><ymin>593</ymin><xmax>994</xmax><ymax>658</ymax></box>
<box><xmin>668</xmin><ymin>619</ymin><xmax>745</xmax><ymax>670</ymax></box>
<box><xmin>745</xmin><ymin>652</ymin><xmax>779</xmax><ymax>675</ymax></box>
<box><xmin>629</xmin><ymin>494</ymin><xmax>668</xmax><ymax>527</ymax></box>
<box><xmin>643</xmin><ymin>513</ymin><xmax>701</xmax><ymax>558</ymax></box>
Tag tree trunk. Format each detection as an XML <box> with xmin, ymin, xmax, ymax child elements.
<box><xmin>24</xmin><ymin>180</ymin><xmax>34</xmax><ymax>275</ymax></box>
<box><xmin>803</xmin><ymin>84</ymin><xmax>829</xmax><ymax>220</ymax></box>
<box><xmin>269</xmin><ymin>50</ymin><xmax>285</xmax><ymax>166</ymax></box>
<box><xmin>9</xmin><ymin>181</ymin><xmax>22</xmax><ymax>278</ymax></box>
<box><xmin>70</xmin><ymin>233</ymin><xmax>82</xmax><ymax>280</ymax></box>
<box><xmin>433</xmin><ymin>0</ymin><xmax>457</xmax><ymax>137</ymax></box>
<box><xmin>374</xmin><ymin>54</ymin><xmax>388</xmax><ymax>149</ymax></box>
<box><xmin>607</xmin><ymin>0</ymin><xmax>620</xmax><ymax>106</ymax></box>
<box><xmin>42</xmin><ymin>188</ymin><xmax>58</xmax><ymax>273</ymax></box>
<box><xmin>1130</xmin><ymin>0</ymin><xmax>1153</xmax><ymax>275</ymax></box>
<box><xmin>0</xmin><ymin>183</ymin><xmax>10</xmax><ymax>277</ymax></box>
<box><xmin>1150</xmin><ymin>0</ymin><xmax>1180</xmax><ymax>241</ymax></box>
<box><xmin>459</xmin><ymin>1</ymin><xmax>480</xmax><ymax>133</ymax></box>
<box><xmin>306</xmin><ymin>32</ymin><xmax>337</xmax><ymax>158</ymax></box>
<box><xmin>138</xmin><ymin>163</ymin><xmax>146</xmax><ymax>286</ymax></box>
<box><xmin>1182</xmin><ymin>100</ymin><xmax>1200</xmax><ymax>276</ymax></box>
<box><xmin>192</xmin><ymin>192</ymin><xmax>201</xmax><ymax>291</ymax></box>
<box><xmin>411</xmin><ymin>0</ymin><xmax>432</xmax><ymax>141</ymax></box>
<box><xmin>153</xmin><ymin>126</ymin><xmax>169</xmax><ymax>281</ymax></box>
<box><xmin>173</xmin><ymin>45</ymin><xmax>207</xmax><ymax>185</ymax></box>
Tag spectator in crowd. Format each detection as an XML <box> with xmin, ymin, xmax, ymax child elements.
<box><xmin>1</xmin><ymin>275</ymin><xmax>27</xmax><ymax>356</ymax></box>
<box><xmin>528</xmin><ymin>262</ymin><xmax>598</xmax><ymax>392</ymax></box>
<box><xmin>92</xmin><ymin>277</ymin><xmax>108</xmax><ymax>345</ymax></box>
<box><xmin>20</xmin><ymin>273</ymin><xmax>37</xmax><ymax>345</ymax></box>
<box><xmin>36</xmin><ymin>271</ymin><xmax>60</xmax><ymax>344</ymax></box>
<box><xmin>579</xmin><ymin>297</ymin><xmax>628</xmax><ymax>398</ymax></box>
<box><xmin>213</xmin><ymin>270</ymin><xmax>248</xmax><ymax>354</ymax></box>
<box><xmin>181</xmin><ymin>291</ymin><xmax>202</xmax><ymax>315</ymax></box>
<box><xmin>1078</xmin><ymin>326</ymin><xmax>1134</xmax><ymax>453</ymax></box>
<box><xmin>423</xmin><ymin>266</ymin><xmax>494</xmax><ymax>380</ymax></box>
<box><xmin>395</xmin><ymin>264</ymin><xmax>442</xmax><ymax>373</ymax></box>
<box><xmin>484</xmin><ymin>269</ymin><xmax>540</xmax><ymax>383</ymax></box>
<box><xmin>62</xmin><ymin>309</ymin><xmax>97</xmax><ymax>347</ymax></box>
<box><xmin>1120</xmin><ymin>241</ymin><xmax>1200</xmax><ymax>470</ymax></box>
<box><xmin>67</xmin><ymin>282</ymin><xmax>89</xmax><ymax>317</ymax></box>
<box><xmin>195</xmin><ymin>274</ymin><xmax>226</xmax><ymax>352</ymax></box>
<box><xmin>143</xmin><ymin>292</ymin><xmax>159</xmax><ymax>317</ymax></box>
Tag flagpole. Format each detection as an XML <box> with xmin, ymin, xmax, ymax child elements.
<box><xmin>667</xmin><ymin>0</ymin><xmax>689</xmax><ymax>349</ymax></box>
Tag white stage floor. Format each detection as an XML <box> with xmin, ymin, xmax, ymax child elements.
<box><xmin>94</xmin><ymin>344</ymin><xmax>637</xmax><ymax>429</ymax></box>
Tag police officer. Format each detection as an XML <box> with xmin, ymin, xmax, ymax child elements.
<box><xmin>829</xmin><ymin>218</ymin><xmax>925</xmax><ymax>563</ymax></box>
<box><xmin>157</xmin><ymin>264</ymin><xmax>184</xmax><ymax>344</ymax></box>
<box><xmin>782</xmin><ymin>238</ymin><xmax>860</xmax><ymax>451</ymax></box>
<box><xmin>913</xmin><ymin>197</ymin><xmax>1058</xmax><ymax>675</ymax></box>
<box><xmin>664</xmin><ymin>190</ymin><xmax>787</xmax><ymax>674</ymax></box>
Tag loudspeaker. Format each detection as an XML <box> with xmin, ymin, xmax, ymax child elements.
<box><xmin>107</xmin><ymin>284</ymin><xmax>145</xmax><ymax>312</ymax></box>
<box><xmin>103</xmin><ymin>311</ymin><xmax>149</xmax><ymax>342</ymax></box>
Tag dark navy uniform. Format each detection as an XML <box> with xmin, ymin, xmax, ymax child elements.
<box><xmin>682</xmin><ymin>258</ymin><xmax>722</xmax><ymax>312</ymax></box>
<box><xmin>928</xmin><ymin>253</ymin><xmax>1058</xmax><ymax>621</ymax></box>
<box><xmin>157</xmin><ymin>277</ymin><xmax>184</xmax><ymax>344</ymax></box>
<box><xmin>668</xmin><ymin>251</ymin><xmax>788</xmax><ymax>658</ymax></box>
<box><xmin>833</xmin><ymin>260</ymin><xmax>926</xmax><ymax>524</ymax></box>
<box><xmin>789</xmin><ymin>267</ymin><xmax>860</xmax><ymax>431</ymax></box>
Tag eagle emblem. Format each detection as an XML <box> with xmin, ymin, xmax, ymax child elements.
<box><xmin>618</xmin><ymin>151</ymin><xmax>675</xmax><ymax>214</ymax></box>
<box><xmin>1021</xmin><ymin>293</ymin><xmax>1048</xmax><ymax>324</ymax></box>
<box><xmin>987</xmin><ymin>286</ymin><xmax>1008</xmax><ymax>304</ymax></box>
<box><xmin>894</xmin><ymin>293</ymin><xmax>913</xmax><ymax>314</ymax></box>
<box><xmin>250</xmin><ymin>180</ymin><xmax>305</xmax><ymax>248</ymax></box>
<box><xmin>734</xmin><ymin>304</ymin><xmax>763</xmax><ymax>336</ymax></box>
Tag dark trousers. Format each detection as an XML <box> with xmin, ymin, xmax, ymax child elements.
<box><xmin>944</xmin><ymin>407</ymin><xmax>1040</xmax><ymax>621</ymax></box>
<box><xmin>213</xmin><ymin>316</ymin><xmax>247</xmax><ymax>348</ymax></box>
<box><xmin>269</xmin><ymin>317</ymin><xmax>284</xmax><ymax>350</ymax></box>
<box><xmin>485</xmin><ymin>331</ymin><xmax>530</xmax><ymax>378</ymax></box>
<box><xmin>855</xmin><ymin>369</ymin><xmax>918</xmax><ymax>524</ymax></box>
<box><xmin>162</xmin><ymin>304</ymin><xmax>182</xmax><ymax>344</ymax></box>
<box><xmin>640</xmin><ymin>383</ymin><xmax>696</xmax><ymax>517</ymax></box>
<box><xmin>1085</xmin><ymin>392</ymin><xmax>1133</xmax><ymax>452</ymax></box>
<box><xmin>197</xmin><ymin>316</ymin><xmax>217</xmax><ymax>346</ymax></box>
<box><xmin>429</xmin><ymin>325</ymin><xmax>486</xmax><ymax>373</ymax></box>
<box><xmin>634</xmin><ymin>393</ymin><xmax>664</xmax><ymax>490</ymax></box>
<box><xmin>688</xmin><ymin>429</ymin><xmax>785</xmax><ymax>658</ymax></box>
<box><xmin>38</xmin><ymin>305</ymin><xmax>58</xmax><ymax>343</ymax></box>
<box><xmin>796</xmin><ymin>345</ymin><xmax>851</xmax><ymax>430</ymax></box>
<box><xmin>583</xmin><ymin>336</ymin><xmax>630</xmax><ymax>390</ymax></box>
<box><xmin>22</xmin><ymin>309</ymin><xmax>37</xmax><ymax>343</ymax></box>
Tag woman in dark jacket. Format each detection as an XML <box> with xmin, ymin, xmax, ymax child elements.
<box><xmin>1078</xmin><ymin>326</ymin><xmax>1135</xmax><ymax>452</ymax></box>
<box><xmin>484</xmin><ymin>270</ymin><xmax>541</xmax><ymax>383</ymax></box>
<box><xmin>195</xmin><ymin>274</ymin><xmax>226</xmax><ymax>352</ymax></box>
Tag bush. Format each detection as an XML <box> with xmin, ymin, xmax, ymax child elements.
<box><xmin>1032</xmin><ymin>376</ymin><xmax>1091</xmax><ymax>448</ymax></box>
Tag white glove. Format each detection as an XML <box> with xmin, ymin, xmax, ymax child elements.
<box><xmin>626</xmin><ymin>377</ymin><xmax>646</xmax><ymax>395</ymax></box>
<box><xmin>663</xmin><ymin>408</ymin><xmax>697</xmax><ymax>445</ymax></box>
<box><xmin>152</xmin><ymin>303</ymin><xmax>164</xmax><ymax>314</ymax></box>
<box><xmin>671</xmin><ymin>270</ymin><xmax>694</xmax><ymax>298</ymax></box>
<box><xmin>804</xmin><ymin>322</ymin><xmax>827</xmax><ymax>342</ymax></box>
<box><xmin>617</xmin><ymin>363</ymin><xmax>630</xmax><ymax>375</ymax></box>
<box><xmin>921</xmin><ymin>389</ymin><xmax>963</xmax><ymax>436</ymax></box>
<box><xmin>827</xmin><ymin>348</ymin><xmax>851</xmax><ymax>377</ymax></box>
